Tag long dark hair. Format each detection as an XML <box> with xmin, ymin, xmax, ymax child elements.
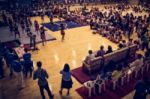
<box><xmin>63</xmin><ymin>64</ymin><xmax>70</xmax><ymax>72</ymax></box>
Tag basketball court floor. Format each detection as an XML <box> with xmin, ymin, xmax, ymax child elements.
<box><xmin>0</xmin><ymin>5</ymin><xmax>149</xmax><ymax>99</ymax></box>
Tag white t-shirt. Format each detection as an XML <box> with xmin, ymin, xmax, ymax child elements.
<box><xmin>85</xmin><ymin>54</ymin><xmax>95</xmax><ymax>64</ymax></box>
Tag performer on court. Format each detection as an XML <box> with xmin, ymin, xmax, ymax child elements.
<box><xmin>60</xmin><ymin>23</ymin><xmax>66</xmax><ymax>41</ymax></box>
<box><xmin>41</xmin><ymin>10</ymin><xmax>45</xmax><ymax>23</ymax></box>
<box><xmin>40</xmin><ymin>26</ymin><xmax>47</xmax><ymax>46</ymax></box>
<box><xmin>32</xmin><ymin>35</ymin><xmax>37</xmax><ymax>51</ymax></box>
<box><xmin>48</xmin><ymin>11</ymin><xmax>54</xmax><ymax>24</ymax></box>
<box><xmin>34</xmin><ymin>20</ymin><xmax>40</xmax><ymax>34</ymax></box>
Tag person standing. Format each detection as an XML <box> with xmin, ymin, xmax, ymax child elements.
<box><xmin>26</xmin><ymin>25</ymin><xmax>31</xmax><ymax>35</ymax></box>
<box><xmin>60</xmin><ymin>23</ymin><xmax>66</xmax><ymax>41</ymax></box>
<box><xmin>34</xmin><ymin>20</ymin><xmax>40</xmax><ymax>34</ymax></box>
<box><xmin>141</xmin><ymin>35</ymin><xmax>149</xmax><ymax>50</ymax></box>
<box><xmin>134</xmin><ymin>79</ymin><xmax>147</xmax><ymax>99</ymax></box>
<box><xmin>0</xmin><ymin>56</ymin><xmax>4</xmax><ymax>79</ymax></box>
<box><xmin>14</xmin><ymin>24</ymin><xmax>20</xmax><ymax>38</ymax></box>
<box><xmin>7</xmin><ymin>49</ymin><xmax>18</xmax><ymax>77</ymax></box>
<box><xmin>28</xmin><ymin>32</ymin><xmax>34</xmax><ymax>47</ymax></box>
<box><xmin>20</xmin><ymin>19</ymin><xmax>25</xmax><ymax>33</ymax></box>
<box><xmin>2</xmin><ymin>11</ymin><xmax>7</xmax><ymax>24</ymax></box>
<box><xmin>23</xmin><ymin>59</ymin><xmax>33</xmax><ymax>78</ymax></box>
<box><xmin>90</xmin><ymin>19</ymin><xmax>94</xmax><ymax>29</ymax></box>
<box><xmin>12</xmin><ymin>57</ymin><xmax>25</xmax><ymax>90</ymax></box>
<box><xmin>48</xmin><ymin>11</ymin><xmax>54</xmax><ymax>24</ymax></box>
<box><xmin>8</xmin><ymin>18</ymin><xmax>13</xmax><ymax>35</ymax></box>
<box><xmin>29</xmin><ymin>33</ymin><xmax>37</xmax><ymax>51</ymax></box>
<box><xmin>41</xmin><ymin>11</ymin><xmax>45</xmax><ymax>23</ymax></box>
<box><xmin>23</xmin><ymin>48</ymin><xmax>31</xmax><ymax>61</ymax></box>
<box><xmin>59</xmin><ymin>64</ymin><xmax>73</xmax><ymax>96</ymax></box>
<box><xmin>33</xmin><ymin>61</ymin><xmax>54</xmax><ymax>99</ymax></box>
<box><xmin>40</xmin><ymin>26</ymin><xmax>47</xmax><ymax>46</ymax></box>
<box><xmin>32</xmin><ymin>35</ymin><xmax>37</xmax><ymax>51</ymax></box>
<box><xmin>27</xmin><ymin>17</ymin><xmax>32</xmax><ymax>26</ymax></box>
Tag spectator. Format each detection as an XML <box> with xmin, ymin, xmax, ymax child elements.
<box><xmin>41</xmin><ymin>11</ymin><xmax>45</xmax><ymax>22</ymax></box>
<box><xmin>7</xmin><ymin>49</ymin><xmax>18</xmax><ymax>77</ymax></box>
<box><xmin>95</xmin><ymin>75</ymin><xmax>103</xmax><ymax>94</ymax></box>
<box><xmin>144</xmin><ymin>50</ymin><xmax>150</xmax><ymax>64</ymax></box>
<box><xmin>33</xmin><ymin>61</ymin><xmax>54</xmax><ymax>99</ymax></box>
<box><xmin>141</xmin><ymin>35</ymin><xmax>149</xmax><ymax>50</ymax></box>
<box><xmin>111</xmin><ymin>65</ymin><xmax>122</xmax><ymax>81</ymax></box>
<box><xmin>118</xmin><ymin>43</ymin><xmax>124</xmax><ymax>49</ymax></box>
<box><xmin>23</xmin><ymin>59</ymin><xmax>33</xmax><ymax>78</ymax></box>
<box><xmin>26</xmin><ymin>25</ymin><xmax>31</xmax><ymax>34</ymax></box>
<box><xmin>84</xmin><ymin>50</ymin><xmax>95</xmax><ymax>64</ymax></box>
<box><xmin>106</xmin><ymin>45</ymin><xmax>113</xmax><ymax>54</ymax></box>
<box><xmin>134</xmin><ymin>79</ymin><xmax>147</xmax><ymax>99</ymax></box>
<box><xmin>12</xmin><ymin>56</ymin><xmax>25</xmax><ymax>90</ymax></box>
<box><xmin>34</xmin><ymin>20</ymin><xmax>40</xmax><ymax>34</ymax></box>
<box><xmin>130</xmin><ymin>54</ymin><xmax>143</xmax><ymax>69</ymax></box>
<box><xmin>14</xmin><ymin>24</ymin><xmax>20</xmax><ymax>38</ymax></box>
<box><xmin>59</xmin><ymin>64</ymin><xmax>73</xmax><ymax>96</ymax></box>
<box><xmin>143</xmin><ymin>77</ymin><xmax>150</xmax><ymax>95</ymax></box>
<box><xmin>28</xmin><ymin>32</ymin><xmax>34</xmax><ymax>47</ymax></box>
<box><xmin>95</xmin><ymin>45</ymin><xmax>105</xmax><ymax>57</ymax></box>
<box><xmin>23</xmin><ymin>48</ymin><xmax>31</xmax><ymax>61</ymax></box>
<box><xmin>0</xmin><ymin>56</ymin><xmax>4</xmax><ymax>79</ymax></box>
<box><xmin>20</xmin><ymin>19</ymin><xmax>25</xmax><ymax>33</ymax></box>
<box><xmin>127</xmin><ymin>39</ymin><xmax>133</xmax><ymax>46</ymax></box>
<box><xmin>60</xmin><ymin>23</ymin><xmax>66</xmax><ymax>41</ymax></box>
<box><xmin>40</xmin><ymin>26</ymin><xmax>47</xmax><ymax>46</ymax></box>
<box><xmin>90</xmin><ymin>19</ymin><xmax>94</xmax><ymax>29</ymax></box>
<box><xmin>2</xmin><ymin>11</ymin><xmax>7</xmax><ymax>24</ymax></box>
<box><xmin>122</xmin><ymin>40</ymin><xmax>127</xmax><ymax>48</ymax></box>
<box><xmin>32</xmin><ymin>35</ymin><xmax>37</xmax><ymax>50</ymax></box>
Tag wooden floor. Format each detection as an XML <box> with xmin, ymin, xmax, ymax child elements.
<box><xmin>0</xmin><ymin>5</ymin><xmax>149</xmax><ymax>99</ymax></box>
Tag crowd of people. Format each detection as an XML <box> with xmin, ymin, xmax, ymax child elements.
<box><xmin>0</xmin><ymin>44</ymin><xmax>33</xmax><ymax>88</ymax></box>
<box><xmin>0</xmin><ymin>43</ymin><xmax>73</xmax><ymax>99</ymax></box>
<box><xmin>1</xmin><ymin>0</ymin><xmax>150</xmax><ymax>45</ymax></box>
<box><xmin>84</xmin><ymin>38</ymin><xmax>136</xmax><ymax>64</ymax></box>
<box><xmin>89</xmin><ymin>5</ymin><xmax>150</xmax><ymax>46</ymax></box>
<box><xmin>84</xmin><ymin>46</ymin><xmax>150</xmax><ymax>98</ymax></box>
<box><xmin>0</xmin><ymin>1</ymin><xmax>150</xmax><ymax>99</ymax></box>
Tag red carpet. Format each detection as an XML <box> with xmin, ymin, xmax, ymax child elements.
<box><xmin>71</xmin><ymin>67</ymin><xmax>90</xmax><ymax>84</ymax></box>
<box><xmin>76</xmin><ymin>67</ymin><xmax>150</xmax><ymax>99</ymax></box>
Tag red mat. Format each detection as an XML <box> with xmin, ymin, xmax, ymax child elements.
<box><xmin>71</xmin><ymin>67</ymin><xmax>90</xmax><ymax>84</ymax></box>
<box><xmin>76</xmin><ymin>70</ymin><xmax>150</xmax><ymax>99</ymax></box>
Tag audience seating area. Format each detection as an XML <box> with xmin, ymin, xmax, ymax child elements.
<box><xmin>77</xmin><ymin>58</ymin><xmax>150</xmax><ymax>99</ymax></box>
<box><xmin>82</xmin><ymin>44</ymin><xmax>137</xmax><ymax>75</ymax></box>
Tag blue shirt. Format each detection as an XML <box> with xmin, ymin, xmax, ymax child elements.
<box><xmin>23</xmin><ymin>60</ymin><xmax>33</xmax><ymax>69</ymax></box>
<box><xmin>23</xmin><ymin>53</ymin><xmax>31</xmax><ymax>61</ymax></box>
<box><xmin>12</xmin><ymin>60</ymin><xmax>22</xmax><ymax>72</ymax></box>
<box><xmin>7</xmin><ymin>53</ymin><xmax>17</xmax><ymax>64</ymax></box>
